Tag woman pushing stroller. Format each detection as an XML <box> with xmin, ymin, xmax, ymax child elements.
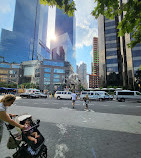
<box><xmin>0</xmin><ymin>94</ymin><xmax>25</xmax><ymax>143</ymax></box>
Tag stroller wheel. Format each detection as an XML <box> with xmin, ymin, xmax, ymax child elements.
<box><xmin>39</xmin><ymin>145</ymin><xmax>47</xmax><ymax>158</ymax></box>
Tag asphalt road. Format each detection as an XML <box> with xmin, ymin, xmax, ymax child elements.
<box><xmin>0</xmin><ymin>97</ymin><xmax>141</xmax><ymax>158</ymax></box>
<box><xmin>15</xmin><ymin>98</ymin><xmax>141</xmax><ymax>116</ymax></box>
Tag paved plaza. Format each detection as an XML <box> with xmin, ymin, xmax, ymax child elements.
<box><xmin>0</xmin><ymin>96</ymin><xmax>141</xmax><ymax>158</ymax></box>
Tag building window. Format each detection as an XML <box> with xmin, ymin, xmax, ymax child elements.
<box><xmin>105</xmin><ymin>21</ymin><xmax>115</xmax><ymax>27</ymax></box>
<box><xmin>44</xmin><ymin>78</ymin><xmax>50</xmax><ymax>81</ymax></box>
<box><xmin>54</xmin><ymin>69</ymin><xmax>65</xmax><ymax>73</ymax></box>
<box><xmin>53</xmin><ymin>78</ymin><xmax>60</xmax><ymax>82</ymax></box>
<box><xmin>0</xmin><ymin>63</ymin><xmax>10</xmax><ymax>68</ymax></box>
<box><xmin>43</xmin><ymin>60</ymin><xmax>64</xmax><ymax>67</ymax></box>
<box><xmin>54</xmin><ymin>74</ymin><xmax>60</xmax><ymax>79</ymax></box>
<box><xmin>106</xmin><ymin>58</ymin><xmax>118</xmax><ymax>64</ymax></box>
<box><xmin>105</xmin><ymin>28</ymin><xmax>116</xmax><ymax>34</ymax></box>
<box><xmin>44</xmin><ymin>68</ymin><xmax>51</xmax><ymax>73</ymax></box>
<box><xmin>44</xmin><ymin>81</ymin><xmax>50</xmax><ymax>85</ymax></box>
<box><xmin>106</xmin><ymin>43</ymin><xmax>117</xmax><ymax>49</ymax></box>
<box><xmin>44</xmin><ymin>73</ymin><xmax>51</xmax><ymax>78</ymax></box>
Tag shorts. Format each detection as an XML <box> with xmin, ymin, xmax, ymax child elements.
<box><xmin>72</xmin><ymin>100</ymin><xmax>75</xmax><ymax>103</ymax></box>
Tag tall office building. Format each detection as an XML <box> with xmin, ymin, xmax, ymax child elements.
<box><xmin>77</xmin><ymin>63</ymin><xmax>88</xmax><ymax>89</ymax></box>
<box><xmin>55</xmin><ymin>7</ymin><xmax>76</xmax><ymax>72</ymax></box>
<box><xmin>0</xmin><ymin>0</ymin><xmax>49</xmax><ymax>64</ymax></box>
<box><xmin>89</xmin><ymin>37</ymin><xmax>99</xmax><ymax>88</ymax></box>
<box><xmin>98</xmin><ymin>11</ymin><xmax>141</xmax><ymax>88</ymax></box>
<box><xmin>55</xmin><ymin>8</ymin><xmax>76</xmax><ymax>46</ymax></box>
<box><xmin>92</xmin><ymin>37</ymin><xmax>99</xmax><ymax>76</ymax></box>
<box><xmin>50</xmin><ymin>33</ymin><xmax>76</xmax><ymax>72</ymax></box>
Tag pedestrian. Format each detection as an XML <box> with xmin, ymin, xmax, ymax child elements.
<box><xmin>71</xmin><ymin>91</ymin><xmax>77</xmax><ymax>109</ymax></box>
<box><xmin>83</xmin><ymin>94</ymin><xmax>90</xmax><ymax>110</ymax></box>
<box><xmin>0</xmin><ymin>94</ymin><xmax>25</xmax><ymax>143</ymax></box>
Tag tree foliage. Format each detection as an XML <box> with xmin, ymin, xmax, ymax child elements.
<box><xmin>91</xmin><ymin>0</ymin><xmax>141</xmax><ymax>48</ymax></box>
<box><xmin>39</xmin><ymin>0</ymin><xmax>76</xmax><ymax>16</ymax></box>
<box><xmin>107</xmin><ymin>72</ymin><xmax>122</xmax><ymax>86</ymax></box>
<box><xmin>39</xmin><ymin>0</ymin><xmax>141</xmax><ymax>48</ymax></box>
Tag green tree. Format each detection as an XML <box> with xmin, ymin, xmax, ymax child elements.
<box><xmin>40</xmin><ymin>0</ymin><xmax>141</xmax><ymax>47</ymax></box>
<box><xmin>135</xmin><ymin>69</ymin><xmax>141</xmax><ymax>91</ymax></box>
<box><xmin>107</xmin><ymin>72</ymin><xmax>122</xmax><ymax>87</ymax></box>
<box><xmin>39</xmin><ymin>0</ymin><xmax>76</xmax><ymax>16</ymax></box>
<box><xmin>91</xmin><ymin>0</ymin><xmax>141</xmax><ymax>48</ymax></box>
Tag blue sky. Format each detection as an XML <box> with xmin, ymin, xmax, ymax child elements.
<box><xmin>75</xmin><ymin>0</ymin><xmax>98</xmax><ymax>74</ymax></box>
<box><xmin>0</xmin><ymin>0</ymin><xmax>16</xmax><ymax>37</ymax></box>
<box><xmin>0</xmin><ymin>0</ymin><xmax>98</xmax><ymax>74</ymax></box>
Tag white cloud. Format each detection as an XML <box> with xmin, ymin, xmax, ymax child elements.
<box><xmin>74</xmin><ymin>0</ymin><xmax>98</xmax><ymax>48</ymax></box>
<box><xmin>77</xmin><ymin>61</ymin><xmax>84</xmax><ymax>66</ymax></box>
<box><xmin>90</xmin><ymin>49</ymin><xmax>93</xmax><ymax>58</ymax></box>
<box><xmin>0</xmin><ymin>0</ymin><xmax>12</xmax><ymax>14</ymax></box>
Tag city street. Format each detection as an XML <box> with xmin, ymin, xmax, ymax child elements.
<box><xmin>1</xmin><ymin>97</ymin><xmax>141</xmax><ymax>158</ymax></box>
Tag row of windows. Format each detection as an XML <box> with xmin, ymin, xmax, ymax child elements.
<box><xmin>132</xmin><ymin>50</ymin><xmax>141</xmax><ymax>57</ymax></box>
<box><xmin>107</xmin><ymin>67</ymin><xmax>118</xmax><ymax>72</ymax></box>
<box><xmin>106</xmin><ymin>58</ymin><xmax>118</xmax><ymax>64</ymax></box>
<box><xmin>0</xmin><ymin>63</ymin><xmax>11</xmax><ymax>68</ymax></box>
<box><xmin>44</xmin><ymin>68</ymin><xmax>65</xmax><ymax>74</ymax></box>
<box><xmin>44</xmin><ymin>68</ymin><xmax>51</xmax><ymax>73</ymax></box>
<box><xmin>105</xmin><ymin>20</ymin><xmax>115</xmax><ymax>28</ymax></box>
<box><xmin>54</xmin><ymin>69</ymin><xmax>65</xmax><ymax>73</ymax></box>
<box><xmin>105</xmin><ymin>28</ymin><xmax>116</xmax><ymax>34</ymax></box>
<box><xmin>106</xmin><ymin>50</ymin><xmax>117</xmax><ymax>56</ymax></box>
<box><xmin>106</xmin><ymin>43</ymin><xmax>117</xmax><ymax>49</ymax></box>
<box><xmin>133</xmin><ymin>61</ymin><xmax>141</xmax><ymax>67</ymax></box>
<box><xmin>105</xmin><ymin>36</ymin><xmax>117</xmax><ymax>42</ymax></box>
<box><xmin>43</xmin><ymin>60</ymin><xmax>64</xmax><ymax>67</ymax></box>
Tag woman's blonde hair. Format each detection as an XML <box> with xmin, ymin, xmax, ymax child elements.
<box><xmin>0</xmin><ymin>94</ymin><xmax>16</xmax><ymax>103</ymax></box>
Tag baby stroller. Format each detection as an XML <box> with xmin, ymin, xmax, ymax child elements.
<box><xmin>5</xmin><ymin>114</ymin><xmax>47</xmax><ymax>158</ymax></box>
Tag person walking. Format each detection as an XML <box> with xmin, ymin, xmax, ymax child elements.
<box><xmin>83</xmin><ymin>94</ymin><xmax>90</xmax><ymax>110</ymax></box>
<box><xmin>71</xmin><ymin>91</ymin><xmax>77</xmax><ymax>109</ymax></box>
<box><xmin>0</xmin><ymin>94</ymin><xmax>25</xmax><ymax>143</ymax></box>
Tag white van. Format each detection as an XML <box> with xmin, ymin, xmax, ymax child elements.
<box><xmin>80</xmin><ymin>91</ymin><xmax>101</xmax><ymax>101</ymax></box>
<box><xmin>55</xmin><ymin>91</ymin><xmax>72</xmax><ymax>100</ymax></box>
<box><xmin>114</xmin><ymin>90</ymin><xmax>141</xmax><ymax>102</ymax></box>
<box><xmin>95</xmin><ymin>91</ymin><xmax>113</xmax><ymax>100</ymax></box>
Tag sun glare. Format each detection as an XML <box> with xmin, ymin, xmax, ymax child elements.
<box><xmin>46</xmin><ymin>6</ymin><xmax>56</xmax><ymax>48</ymax></box>
<box><xmin>50</xmin><ymin>33</ymin><xmax>57</xmax><ymax>41</ymax></box>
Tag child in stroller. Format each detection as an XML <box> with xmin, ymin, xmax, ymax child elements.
<box><xmin>24</xmin><ymin>119</ymin><xmax>40</xmax><ymax>144</ymax></box>
<box><xmin>6</xmin><ymin>114</ymin><xmax>47</xmax><ymax>158</ymax></box>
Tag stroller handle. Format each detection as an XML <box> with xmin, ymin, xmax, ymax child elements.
<box><xmin>23</xmin><ymin>124</ymin><xmax>39</xmax><ymax>133</ymax></box>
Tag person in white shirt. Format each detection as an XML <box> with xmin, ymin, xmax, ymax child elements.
<box><xmin>71</xmin><ymin>91</ymin><xmax>77</xmax><ymax>109</ymax></box>
<box><xmin>0</xmin><ymin>94</ymin><xmax>25</xmax><ymax>143</ymax></box>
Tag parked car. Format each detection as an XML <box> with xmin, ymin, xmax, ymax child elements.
<box><xmin>114</xmin><ymin>90</ymin><xmax>141</xmax><ymax>102</ymax></box>
<box><xmin>20</xmin><ymin>93</ymin><xmax>31</xmax><ymax>98</ymax></box>
<box><xmin>30</xmin><ymin>92</ymin><xmax>47</xmax><ymax>98</ymax></box>
<box><xmin>55</xmin><ymin>91</ymin><xmax>72</xmax><ymax>100</ymax></box>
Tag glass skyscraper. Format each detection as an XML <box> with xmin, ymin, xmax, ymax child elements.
<box><xmin>50</xmin><ymin>33</ymin><xmax>76</xmax><ymax>72</ymax></box>
<box><xmin>54</xmin><ymin>8</ymin><xmax>76</xmax><ymax>72</ymax></box>
<box><xmin>0</xmin><ymin>0</ymin><xmax>49</xmax><ymax>64</ymax></box>
<box><xmin>98</xmin><ymin>14</ymin><xmax>141</xmax><ymax>89</ymax></box>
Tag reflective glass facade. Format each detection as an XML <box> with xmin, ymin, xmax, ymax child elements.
<box><xmin>43</xmin><ymin>60</ymin><xmax>64</xmax><ymax>67</ymax></box>
<box><xmin>104</xmin><ymin>18</ymin><xmax>120</xmax><ymax>75</ymax></box>
<box><xmin>54</xmin><ymin>7</ymin><xmax>76</xmax><ymax>72</ymax></box>
<box><xmin>51</xmin><ymin>33</ymin><xmax>76</xmax><ymax>72</ymax></box>
<box><xmin>55</xmin><ymin>8</ymin><xmax>75</xmax><ymax>45</ymax></box>
<box><xmin>131</xmin><ymin>43</ymin><xmax>141</xmax><ymax>72</ymax></box>
<box><xmin>99</xmin><ymin>14</ymin><xmax>141</xmax><ymax>88</ymax></box>
<box><xmin>0</xmin><ymin>0</ymin><xmax>49</xmax><ymax>63</ymax></box>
